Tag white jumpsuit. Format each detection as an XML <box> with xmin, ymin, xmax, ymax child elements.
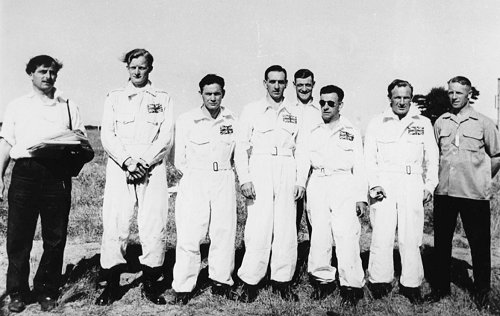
<box><xmin>235</xmin><ymin>98</ymin><xmax>305</xmax><ymax>285</ymax></box>
<box><xmin>172</xmin><ymin>106</ymin><xmax>237</xmax><ymax>293</ymax></box>
<box><xmin>100</xmin><ymin>82</ymin><xmax>174</xmax><ymax>269</ymax></box>
<box><xmin>364</xmin><ymin>106</ymin><xmax>438</xmax><ymax>287</ymax></box>
<box><xmin>298</xmin><ymin>116</ymin><xmax>366</xmax><ymax>287</ymax></box>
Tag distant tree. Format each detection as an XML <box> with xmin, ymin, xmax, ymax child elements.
<box><xmin>470</xmin><ymin>86</ymin><xmax>480</xmax><ymax>104</ymax></box>
<box><xmin>417</xmin><ymin>87</ymin><xmax>450</xmax><ymax>125</ymax></box>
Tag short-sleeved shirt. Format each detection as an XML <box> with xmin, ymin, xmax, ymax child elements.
<box><xmin>434</xmin><ymin>105</ymin><xmax>500</xmax><ymax>200</ymax></box>
<box><xmin>0</xmin><ymin>89</ymin><xmax>85</xmax><ymax>159</ymax></box>
<box><xmin>174</xmin><ymin>105</ymin><xmax>236</xmax><ymax>174</ymax></box>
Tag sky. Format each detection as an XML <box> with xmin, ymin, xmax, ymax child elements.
<box><xmin>1</xmin><ymin>0</ymin><xmax>500</xmax><ymax>130</ymax></box>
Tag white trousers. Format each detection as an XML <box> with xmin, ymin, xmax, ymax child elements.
<box><xmin>368</xmin><ymin>174</ymin><xmax>424</xmax><ymax>287</ymax></box>
<box><xmin>306</xmin><ymin>173</ymin><xmax>365</xmax><ymax>287</ymax></box>
<box><xmin>172</xmin><ymin>169</ymin><xmax>236</xmax><ymax>292</ymax></box>
<box><xmin>100</xmin><ymin>159</ymin><xmax>169</xmax><ymax>269</ymax></box>
<box><xmin>237</xmin><ymin>155</ymin><xmax>297</xmax><ymax>285</ymax></box>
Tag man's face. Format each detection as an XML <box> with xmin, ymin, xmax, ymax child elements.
<box><xmin>128</xmin><ymin>56</ymin><xmax>151</xmax><ymax>88</ymax></box>
<box><xmin>448</xmin><ymin>82</ymin><xmax>471</xmax><ymax>111</ymax></box>
<box><xmin>320</xmin><ymin>92</ymin><xmax>342</xmax><ymax>123</ymax></box>
<box><xmin>294</xmin><ymin>76</ymin><xmax>314</xmax><ymax>104</ymax></box>
<box><xmin>201</xmin><ymin>83</ymin><xmax>225</xmax><ymax>112</ymax></box>
<box><xmin>264</xmin><ymin>71</ymin><xmax>287</xmax><ymax>102</ymax></box>
<box><xmin>390</xmin><ymin>86</ymin><xmax>412</xmax><ymax>118</ymax></box>
<box><xmin>31</xmin><ymin>64</ymin><xmax>58</xmax><ymax>93</ymax></box>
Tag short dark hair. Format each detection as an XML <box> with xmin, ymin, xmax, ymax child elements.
<box><xmin>199</xmin><ymin>74</ymin><xmax>225</xmax><ymax>91</ymax></box>
<box><xmin>264</xmin><ymin>65</ymin><xmax>287</xmax><ymax>81</ymax></box>
<box><xmin>387</xmin><ymin>79</ymin><xmax>413</xmax><ymax>98</ymax></box>
<box><xmin>121</xmin><ymin>48</ymin><xmax>154</xmax><ymax>68</ymax></box>
<box><xmin>320</xmin><ymin>85</ymin><xmax>344</xmax><ymax>102</ymax></box>
<box><xmin>448</xmin><ymin>76</ymin><xmax>472</xmax><ymax>88</ymax></box>
<box><xmin>294</xmin><ymin>69</ymin><xmax>314</xmax><ymax>82</ymax></box>
<box><xmin>25</xmin><ymin>55</ymin><xmax>63</xmax><ymax>75</ymax></box>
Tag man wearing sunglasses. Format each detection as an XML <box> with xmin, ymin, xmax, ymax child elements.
<box><xmin>297</xmin><ymin>85</ymin><xmax>367</xmax><ymax>306</ymax></box>
<box><xmin>364</xmin><ymin>79</ymin><xmax>439</xmax><ymax>304</ymax></box>
<box><xmin>235</xmin><ymin>65</ymin><xmax>305</xmax><ymax>302</ymax></box>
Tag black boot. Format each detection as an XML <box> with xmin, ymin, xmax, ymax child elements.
<box><xmin>211</xmin><ymin>280</ymin><xmax>234</xmax><ymax>299</ymax></box>
<box><xmin>367</xmin><ymin>282</ymin><xmax>392</xmax><ymax>299</ymax></box>
<box><xmin>142</xmin><ymin>266</ymin><xmax>166</xmax><ymax>305</ymax></box>
<box><xmin>168</xmin><ymin>291</ymin><xmax>191</xmax><ymax>305</ymax></box>
<box><xmin>95</xmin><ymin>267</ymin><xmax>121</xmax><ymax>306</ymax></box>
<box><xmin>236</xmin><ymin>282</ymin><xmax>259</xmax><ymax>303</ymax></box>
<box><xmin>399</xmin><ymin>285</ymin><xmax>422</xmax><ymax>304</ymax></box>
<box><xmin>340</xmin><ymin>286</ymin><xmax>364</xmax><ymax>306</ymax></box>
<box><xmin>272</xmin><ymin>281</ymin><xmax>299</xmax><ymax>302</ymax></box>
<box><xmin>309</xmin><ymin>275</ymin><xmax>335</xmax><ymax>300</ymax></box>
<box><xmin>8</xmin><ymin>293</ymin><xmax>26</xmax><ymax>313</ymax></box>
<box><xmin>423</xmin><ymin>288</ymin><xmax>450</xmax><ymax>303</ymax></box>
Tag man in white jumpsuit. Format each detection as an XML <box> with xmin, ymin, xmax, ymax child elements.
<box><xmin>97</xmin><ymin>48</ymin><xmax>174</xmax><ymax>305</ymax></box>
<box><xmin>298</xmin><ymin>85</ymin><xmax>367</xmax><ymax>306</ymax></box>
<box><xmin>235</xmin><ymin>65</ymin><xmax>305</xmax><ymax>302</ymax></box>
<box><xmin>364</xmin><ymin>79</ymin><xmax>438</xmax><ymax>303</ymax></box>
<box><xmin>171</xmin><ymin>74</ymin><xmax>237</xmax><ymax>304</ymax></box>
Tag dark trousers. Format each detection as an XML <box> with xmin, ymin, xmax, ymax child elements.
<box><xmin>433</xmin><ymin>195</ymin><xmax>491</xmax><ymax>293</ymax></box>
<box><xmin>6</xmin><ymin>159</ymin><xmax>72</xmax><ymax>298</ymax></box>
<box><xmin>296</xmin><ymin>194</ymin><xmax>312</xmax><ymax>236</ymax></box>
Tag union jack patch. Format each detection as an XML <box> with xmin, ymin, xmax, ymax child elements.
<box><xmin>339</xmin><ymin>131</ymin><xmax>354</xmax><ymax>141</ymax></box>
<box><xmin>282</xmin><ymin>114</ymin><xmax>297</xmax><ymax>124</ymax></box>
<box><xmin>220</xmin><ymin>125</ymin><xmax>233</xmax><ymax>135</ymax></box>
<box><xmin>408</xmin><ymin>126</ymin><xmax>424</xmax><ymax>135</ymax></box>
<box><xmin>147</xmin><ymin>103</ymin><xmax>163</xmax><ymax>113</ymax></box>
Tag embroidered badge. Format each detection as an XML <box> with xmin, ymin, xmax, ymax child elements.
<box><xmin>282</xmin><ymin>114</ymin><xmax>297</xmax><ymax>124</ymax></box>
<box><xmin>147</xmin><ymin>103</ymin><xmax>163</xmax><ymax>113</ymax></box>
<box><xmin>408</xmin><ymin>126</ymin><xmax>424</xmax><ymax>135</ymax></box>
<box><xmin>220</xmin><ymin>125</ymin><xmax>234</xmax><ymax>135</ymax></box>
<box><xmin>339</xmin><ymin>131</ymin><xmax>354</xmax><ymax>141</ymax></box>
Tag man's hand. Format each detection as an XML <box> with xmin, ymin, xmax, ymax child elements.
<box><xmin>124</xmin><ymin>158</ymin><xmax>148</xmax><ymax>184</ymax></box>
<box><xmin>294</xmin><ymin>185</ymin><xmax>305</xmax><ymax>201</ymax></box>
<box><xmin>356</xmin><ymin>201</ymin><xmax>368</xmax><ymax>217</ymax></box>
<box><xmin>241</xmin><ymin>182</ymin><xmax>256</xmax><ymax>199</ymax></box>
<box><xmin>423</xmin><ymin>189</ymin><xmax>432</xmax><ymax>204</ymax></box>
<box><xmin>369</xmin><ymin>186</ymin><xmax>387</xmax><ymax>201</ymax></box>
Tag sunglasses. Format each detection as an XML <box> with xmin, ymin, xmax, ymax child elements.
<box><xmin>319</xmin><ymin>100</ymin><xmax>339</xmax><ymax>107</ymax></box>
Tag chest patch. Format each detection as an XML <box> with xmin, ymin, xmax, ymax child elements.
<box><xmin>339</xmin><ymin>131</ymin><xmax>354</xmax><ymax>141</ymax></box>
<box><xmin>220</xmin><ymin>125</ymin><xmax>234</xmax><ymax>135</ymax></box>
<box><xmin>282</xmin><ymin>114</ymin><xmax>297</xmax><ymax>124</ymax></box>
<box><xmin>147</xmin><ymin>103</ymin><xmax>163</xmax><ymax>113</ymax></box>
<box><xmin>408</xmin><ymin>126</ymin><xmax>424</xmax><ymax>135</ymax></box>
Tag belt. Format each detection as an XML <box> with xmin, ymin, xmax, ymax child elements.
<box><xmin>311</xmin><ymin>167</ymin><xmax>351</xmax><ymax>177</ymax></box>
<box><xmin>252</xmin><ymin>146</ymin><xmax>293</xmax><ymax>156</ymax></box>
<box><xmin>188</xmin><ymin>161</ymin><xmax>233</xmax><ymax>172</ymax></box>
<box><xmin>379</xmin><ymin>165</ymin><xmax>422</xmax><ymax>175</ymax></box>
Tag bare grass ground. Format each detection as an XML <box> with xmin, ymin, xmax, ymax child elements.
<box><xmin>0</xmin><ymin>128</ymin><xmax>499</xmax><ymax>315</ymax></box>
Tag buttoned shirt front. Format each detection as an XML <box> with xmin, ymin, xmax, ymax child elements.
<box><xmin>101</xmin><ymin>81</ymin><xmax>174</xmax><ymax>167</ymax></box>
<box><xmin>297</xmin><ymin>99</ymin><xmax>322</xmax><ymax>133</ymax></box>
<box><xmin>364</xmin><ymin>106</ymin><xmax>439</xmax><ymax>194</ymax></box>
<box><xmin>174</xmin><ymin>105</ymin><xmax>236</xmax><ymax>174</ymax></box>
<box><xmin>234</xmin><ymin>97</ymin><xmax>302</xmax><ymax>185</ymax></box>
<box><xmin>301</xmin><ymin>116</ymin><xmax>367</xmax><ymax>202</ymax></box>
<box><xmin>0</xmin><ymin>89</ymin><xmax>85</xmax><ymax>159</ymax></box>
<box><xmin>434</xmin><ymin>105</ymin><xmax>500</xmax><ymax>200</ymax></box>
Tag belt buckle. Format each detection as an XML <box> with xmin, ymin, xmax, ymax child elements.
<box><xmin>320</xmin><ymin>167</ymin><xmax>325</xmax><ymax>175</ymax></box>
<box><xmin>406</xmin><ymin>165</ymin><xmax>411</xmax><ymax>175</ymax></box>
<box><xmin>213</xmin><ymin>162</ymin><xmax>219</xmax><ymax>172</ymax></box>
<box><xmin>272</xmin><ymin>147</ymin><xmax>278</xmax><ymax>156</ymax></box>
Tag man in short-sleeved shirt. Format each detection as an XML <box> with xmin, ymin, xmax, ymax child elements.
<box><xmin>428</xmin><ymin>76</ymin><xmax>500</xmax><ymax>309</ymax></box>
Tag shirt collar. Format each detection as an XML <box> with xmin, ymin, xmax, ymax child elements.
<box><xmin>443</xmin><ymin>104</ymin><xmax>479</xmax><ymax>123</ymax></box>
<box><xmin>28</xmin><ymin>88</ymin><xmax>66</xmax><ymax>105</ymax></box>
<box><xmin>311</xmin><ymin>115</ymin><xmax>354</xmax><ymax>133</ymax></box>
<box><xmin>124</xmin><ymin>81</ymin><xmax>153</xmax><ymax>97</ymax></box>
<box><xmin>382</xmin><ymin>105</ymin><xmax>421</xmax><ymax>121</ymax></box>
<box><xmin>193</xmin><ymin>105</ymin><xmax>234</xmax><ymax>122</ymax></box>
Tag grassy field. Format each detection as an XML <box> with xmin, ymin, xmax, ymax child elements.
<box><xmin>0</xmin><ymin>128</ymin><xmax>499</xmax><ymax>315</ymax></box>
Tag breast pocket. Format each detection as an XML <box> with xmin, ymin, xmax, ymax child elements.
<box><xmin>438</xmin><ymin>128</ymin><xmax>453</xmax><ymax>149</ymax></box>
<box><xmin>406</xmin><ymin>137</ymin><xmax>424</xmax><ymax>164</ymax></box>
<box><xmin>461</xmin><ymin>130</ymin><xmax>484</xmax><ymax>167</ymax></box>
<box><xmin>254</xmin><ymin>121</ymin><xmax>274</xmax><ymax>135</ymax></box>
<box><xmin>115</xmin><ymin>111</ymin><xmax>136</xmax><ymax>138</ymax></box>
<box><xmin>376</xmin><ymin>138</ymin><xmax>398</xmax><ymax>164</ymax></box>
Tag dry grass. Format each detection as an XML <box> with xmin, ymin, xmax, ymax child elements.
<box><xmin>0</xmin><ymin>128</ymin><xmax>499</xmax><ymax>315</ymax></box>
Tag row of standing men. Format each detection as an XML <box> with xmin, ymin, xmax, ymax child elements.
<box><xmin>1</xmin><ymin>49</ymin><xmax>499</xmax><ymax>313</ymax></box>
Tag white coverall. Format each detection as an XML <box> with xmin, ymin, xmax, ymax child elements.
<box><xmin>100</xmin><ymin>82</ymin><xmax>174</xmax><ymax>269</ymax></box>
<box><xmin>298</xmin><ymin>116</ymin><xmax>367</xmax><ymax>287</ymax></box>
<box><xmin>172</xmin><ymin>106</ymin><xmax>237</xmax><ymax>293</ymax></box>
<box><xmin>235</xmin><ymin>98</ymin><xmax>305</xmax><ymax>285</ymax></box>
<box><xmin>364</xmin><ymin>106</ymin><xmax>438</xmax><ymax>287</ymax></box>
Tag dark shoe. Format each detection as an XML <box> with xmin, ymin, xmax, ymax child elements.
<box><xmin>310</xmin><ymin>281</ymin><xmax>335</xmax><ymax>300</ymax></box>
<box><xmin>399</xmin><ymin>285</ymin><xmax>422</xmax><ymax>304</ymax></box>
<box><xmin>368</xmin><ymin>282</ymin><xmax>392</xmax><ymax>299</ymax></box>
<box><xmin>142</xmin><ymin>281</ymin><xmax>166</xmax><ymax>305</ymax></box>
<box><xmin>271</xmin><ymin>281</ymin><xmax>299</xmax><ymax>302</ymax></box>
<box><xmin>424</xmin><ymin>289</ymin><xmax>450</xmax><ymax>303</ymax></box>
<box><xmin>95</xmin><ymin>268</ymin><xmax>121</xmax><ymax>306</ymax></box>
<box><xmin>211</xmin><ymin>281</ymin><xmax>233</xmax><ymax>299</ymax></box>
<box><xmin>340</xmin><ymin>286</ymin><xmax>363</xmax><ymax>307</ymax></box>
<box><xmin>38</xmin><ymin>296</ymin><xmax>57</xmax><ymax>312</ymax></box>
<box><xmin>236</xmin><ymin>282</ymin><xmax>259</xmax><ymax>303</ymax></box>
<box><xmin>8</xmin><ymin>293</ymin><xmax>26</xmax><ymax>313</ymax></box>
<box><xmin>472</xmin><ymin>290</ymin><xmax>490</xmax><ymax>311</ymax></box>
<box><xmin>168</xmin><ymin>291</ymin><xmax>191</xmax><ymax>305</ymax></box>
